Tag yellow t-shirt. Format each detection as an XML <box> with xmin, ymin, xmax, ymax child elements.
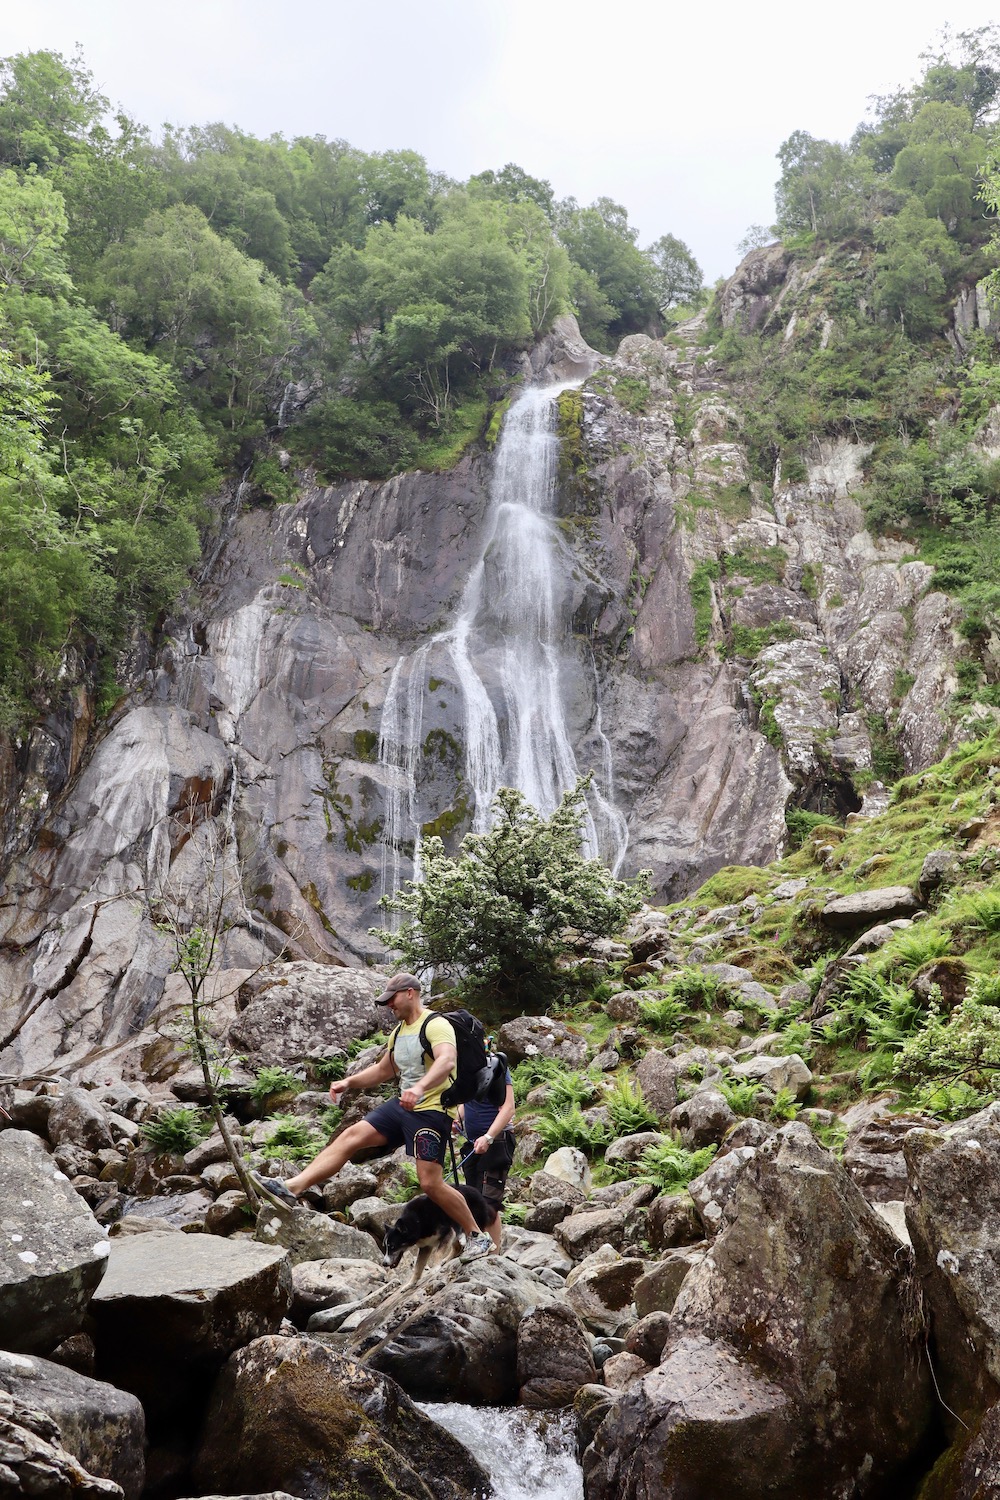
<box><xmin>391</xmin><ymin>1012</ymin><xmax>456</xmax><ymax>1113</ymax></box>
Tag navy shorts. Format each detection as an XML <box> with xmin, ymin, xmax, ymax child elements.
<box><xmin>365</xmin><ymin>1098</ymin><xmax>451</xmax><ymax>1166</ymax></box>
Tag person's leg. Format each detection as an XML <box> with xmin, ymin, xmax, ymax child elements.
<box><xmin>415</xmin><ymin>1157</ymin><xmax>479</xmax><ymax>1236</ymax></box>
<box><xmin>284</xmin><ymin>1120</ymin><xmax>388</xmax><ymax>1195</ymax></box>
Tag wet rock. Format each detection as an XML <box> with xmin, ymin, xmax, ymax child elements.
<box><xmin>517</xmin><ymin>1302</ymin><xmax>597</xmax><ymax>1407</ymax></box>
<box><xmin>349</xmin><ymin>1255</ymin><xmax>559</xmax><ymax>1404</ymax></box>
<box><xmin>0</xmin><ymin>1129</ymin><xmax>110</xmax><ymax>1355</ymax></box>
<box><xmin>193</xmin><ymin>1334</ymin><xmax>490</xmax><ymax>1500</ymax></box>
<box><xmin>0</xmin><ymin>1350</ymin><xmax>144</xmax><ymax>1500</ymax></box>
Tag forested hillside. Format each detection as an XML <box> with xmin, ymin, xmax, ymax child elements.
<box><xmin>0</xmin><ymin>47</ymin><xmax>699</xmax><ymax>733</ymax></box>
<box><xmin>711</xmin><ymin>26</ymin><xmax>1000</xmax><ymax>705</ymax></box>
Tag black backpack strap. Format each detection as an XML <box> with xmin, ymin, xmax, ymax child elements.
<box><xmin>386</xmin><ymin>1022</ymin><xmax>402</xmax><ymax>1077</ymax></box>
<box><xmin>417</xmin><ymin>1013</ymin><xmax>435</xmax><ymax>1064</ymax></box>
<box><xmin>448</xmin><ymin>1131</ymin><xmax>460</xmax><ymax>1187</ymax></box>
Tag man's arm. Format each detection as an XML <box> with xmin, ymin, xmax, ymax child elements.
<box><xmin>328</xmin><ymin>1047</ymin><xmax>397</xmax><ymax>1103</ymax></box>
<box><xmin>400</xmin><ymin>1041</ymin><xmax>456</xmax><ymax>1111</ymax></box>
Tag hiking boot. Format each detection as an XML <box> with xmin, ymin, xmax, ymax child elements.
<box><xmin>251</xmin><ymin>1173</ymin><xmax>299</xmax><ymax>1209</ymax></box>
<box><xmin>460</xmin><ymin>1231</ymin><xmax>493</xmax><ymax>1262</ymax></box>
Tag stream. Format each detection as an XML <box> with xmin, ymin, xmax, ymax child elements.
<box><xmin>419</xmin><ymin>1403</ymin><xmax>584</xmax><ymax>1499</ymax></box>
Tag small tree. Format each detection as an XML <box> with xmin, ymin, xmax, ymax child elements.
<box><xmin>373</xmin><ymin>780</ymin><xmax>651</xmax><ymax>1011</ymax></box>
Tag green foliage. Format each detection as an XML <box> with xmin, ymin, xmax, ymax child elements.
<box><xmin>374</xmin><ymin>779</ymin><xmax>651</xmax><ymax>1010</ymax></box>
<box><xmin>718</xmin><ymin>1076</ymin><xmax>763</xmax><ymax>1115</ymax></box>
<box><xmin>785</xmin><ymin>808</ymin><xmax>835</xmax><ymax>849</ymax></box>
<box><xmin>606</xmin><ymin>1077</ymin><xmax>659</xmax><ymax>1135</ymax></box>
<box><xmin>384</xmin><ymin>1162</ymin><xmax>421</xmax><ymax>1203</ymax></box>
<box><xmin>263</xmin><ymin>1115</ymin><xmax>324</xmax><ymax>1160</ymax></box>
<box><xmin>248</xmin><ymin>1066</ymin><xmax>304</xmax><ymax>1107</ymax></box>
<box><xmin>689</xmin><ymin>560</ymin><xmax>719</xmax><ymax>649</ymax></box>
<box><xmin>140</xmin><ymin>1105</ymin><xmax>210</xmax><ymax>1153</ymax></box>
<box><xmin>613</xmin><ymin>376</ymin><xmax>651</xmax><ymax>414</ymax></box>
<box><xmin>638</xmin><ymin>992</ymin><xmax>691</xmax><ymax>1035</ymax></box>
<box><xmin>511</xmin><ymin>1054</ymin><xmax>565</xmax><ymax>1104</ymax></box>
<box><xmin>637</xmin><ymin>1138</ymin><xmax>717</xmax><ymax>1194</ymax></box>
<box><xmin>536</xmin><ymin>1106</ymin><xmax>609</xmax><ymax>1154</ymax></box>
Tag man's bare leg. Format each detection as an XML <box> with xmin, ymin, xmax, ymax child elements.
<box><xmin>284</xmin><ymin>1121</ymin><xmax>388</xmax><ymax>1196</ymax></box>
<box><xmin>415</xmin><ymin>1159</ymin><xmax>479</xmax><ymax>1236</ymax></box>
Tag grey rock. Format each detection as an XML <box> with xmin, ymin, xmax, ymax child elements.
<box><xmin>564</xmin><ymin>1248</ymin><xmax>644</xmax><ymax>1338</ymax></box>
<box><xmin>517</xmin><ymin>1302</ymin><xmax>597</xmax><ymax>1407</ymax></box>
<box><xmin>647</xmin><ymin>1193</ymin><xmax>702</xmax><ymax>1250</ymax></box>
<box><xmin>0</xmin><ymin>1386</ymin><xmax>123</xmax><ymax>1499</ymax></box>
<box><xmin>0</xmin><ymin>1350</ymin><xmax>144</xmax><ymax>1500</ymax></box>
<box><xmin>821</xmin><ymin>886</ymin><xmax>922</xmax><ymax>928</ymax></box>
<box><xmin>634</xmin><ymin>1247</ymin><xmax>708</xmax><ymax>1317</ymax></box>
<box><xmin>633</xmin><ymin>1049</ymin><xmax>678</xmax><ymax>1120</ymax></box>
<box><xmin>669</xmin><ymin>1088</ymin><xmax>737</xmax><ymax>1148</ymax></box>
<box><xmin>729</xmin><ymin>1052</ymin><xmax>812</xmax><ymax>1100</ymax></box>
<box><xmin>290</xmin><ymin>1256</ymin><xmax>390</xmax><ymax>1321</ymax></box>
<box><xmin>904</xmin><ymin>1103</ymin><xmax>1000</xmax><ymax>1420</ymax></box>
<box><xmin>555</xmin><ymin>1203</ymin><xmax>645</xmax><ymax>1259</ymax></box>
<box><xmin>687</xmin><ymin>1146</ymin><xmax>758</xmax><ymax>1235</ymax></box>
<box><xmin>604</xmin><ymin>1131</ymin><xmax>667</xmax><ymax>1165</ymax></box>
<box><xmin>0</xmin><ymin>1130</ymin><xmax>110</xmax><ymax>1355</ymax></box>
<box><xmin>585</xmin><ymin>1123</ymin><xmax>931</xmax><ymax>1499</ymax></box>
<box><xmin>843</xmin><ymin>1112</ymin><xmax>934</xmax><ymax>1203</ymax></box>
<box><xmin>496</xmin><ymin>1016</ymin><xmax>588</xmax><ymax>1069</ymax></box>
<box><xmin>231</xmin><ymin>964</ymin><xmax>383</xmax><ymax>1071</ymax></box>
<box><xmin>349</xmin><ymin>1255</ymin><xmax>560</xmax><ymax>1404</ymax></box>
<box><xmin>254</xmin><ymin>1203</ymin><xmax>381</xmax><ymax>1266</ymax></box>
<box><xmin>193</xmin><ymin>1333</ymin><xmax>490</xmax><ymax>1500</ymax></box>
<box><xmin>919</xmin><ymin>847</ymin><xmax>962</xmax><ymax>898</ymax></box>
<box><xmin>90</xmin><ymin>1231</ymin><xmax>292</xmax><ymax>1418</ymax></box>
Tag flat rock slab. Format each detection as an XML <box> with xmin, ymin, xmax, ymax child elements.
<box><xmin>0</xmin><ymin>1349</ymin><xmax>145</xmax><ymax>1500</ymax></box>
<box><xmin>821</xmin><ymin>887</ymin><xmax>921</xmax><ymax>928</ymax></box>
<box><xmin>90</xmin><ymin>1231</ymin><xmax>292</xmax><ymax>1412</ymax></box>
<box><xmin>0</xmin><ymin>1129</ymin><xmax>110</xmax><ymax>1354</ymax></box>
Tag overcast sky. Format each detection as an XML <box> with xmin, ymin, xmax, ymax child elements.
<box><xmin>4</xmin><ymin>0</ymin><xmax>1000</xmax><ymax>281</ymax></box>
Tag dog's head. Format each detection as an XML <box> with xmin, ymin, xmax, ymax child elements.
<box><xmin>382</xmin><ymin>1207</ymin><xmax>416</xmax><ymax>1269</ymax></box>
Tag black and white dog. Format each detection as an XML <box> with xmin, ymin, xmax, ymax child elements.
<box><xmin>382</xmin><ymin>1184</ymin><xmax>497</xmax><ymax>1285</ymax></box>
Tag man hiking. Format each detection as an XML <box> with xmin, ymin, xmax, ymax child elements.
<box><xmin>253</xmin><ymin>972</ymin><xmax>493</xmax><ymax>1261</ymax></box>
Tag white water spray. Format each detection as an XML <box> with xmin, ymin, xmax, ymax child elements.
<box><xmin>378</xmin><ymin>382</ymin><xmax>627</xmax><ymax>896</ymax></box>
<box><xmin>418</xmin><ymin>1404</ymin><xmax>583</xmax><ymax>1500</ymax></box>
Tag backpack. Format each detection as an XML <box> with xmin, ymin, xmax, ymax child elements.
<box><xmin>393</xmin><ymin>1008</ymin><xmax>508</xmax><ymax>1109</ymax></box>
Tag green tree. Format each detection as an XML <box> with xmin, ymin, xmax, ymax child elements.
<box><xmin>645</xmin><ymin>233</ymin><xmax>703</xmax><ymax>311</ymax></box>
<box><xmin>0</xmin><ymin>49</ymin><xmax>107</xmax><ymax>171</ymax></box>
<box><xmin>375</xmin><ymin>781</ymin><xmax>651</xmax><ymax>1011</ymax></box>
<box><xmin>558</xmin><ymin>197</ymin><xmax>660</xmax><ymax>345</ymax></box>
<box><xmin>871</xmin><ymin>198</ymin><xmax>961</xmax><ymax>335</ymax></box>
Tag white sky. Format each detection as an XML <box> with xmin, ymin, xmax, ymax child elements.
<box><xmin>4</xmin><ymin>0</ymin><xmax>1000</xmax><ymax>281</ymax></box>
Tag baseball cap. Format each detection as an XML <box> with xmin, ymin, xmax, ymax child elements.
<box><xmin>375</xmin><ymin>972</ymin><xmax>422</xmax><ymax>1005</ymax></box>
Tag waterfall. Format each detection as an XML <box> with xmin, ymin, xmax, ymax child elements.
<box><xmin>417</xmin><ymin>1403</ymin><xmax>582</xmax><ymax>1500</ymax></box>
<box><xmin>378</xmin><ymin>382</ymin><xmax>627</xmax><ymax>896</ymax></box>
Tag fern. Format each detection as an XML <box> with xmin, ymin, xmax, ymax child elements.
<box><xmin>718</xmin><ymin>1076</ymin><xmax>763</xmax><ymax>1116</ymax></box>
<box><xmin>536</xmin><ymin>1107</ymin><xmax>610</xmax><ymax>1154</ymax></box>
<box><xmin>638</xmin><ymin>1138</ymin><xmax>717</xmax><ymax>1194</ymax></box>
<box><xmin>606</xmin><ymin>1077</ymin><xmax>659</xmax><ymax>1135</ymax></box>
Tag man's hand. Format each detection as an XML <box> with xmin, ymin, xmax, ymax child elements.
<box><xmin>474</xmin><ymin>1134</ymin><xmax>492</xmax><ymax>1155</ymax></box>
<box><xmin>328</xmin><ymin>1078</ymin><xmax>350</xmax><ymax>1104</ymax></box>
<box><xmin>400</xmin><ymin>1084</ymin><xmax>424</xmax><ymax>1111</ymax></box>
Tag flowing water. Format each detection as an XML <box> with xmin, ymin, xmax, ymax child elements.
<box><xmin>418</xmin><ymin>1403</ymin><xmax>583</xmax><ymax>1500</ymax></box>
<box><xmin>378</xmin><ymin>382</ymin><xmax>628</xmax><ymax>898</ymax></box>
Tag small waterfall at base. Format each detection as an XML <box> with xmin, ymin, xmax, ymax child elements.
<box><xmin>418</xmin><ymin>1404</ymin><xmax>583</xmax><ymax>1500</ymax></box>
<box><xmin>378</xmin><ymin>381</ymin><xmax>628</xmax><ymax>897</ymax></box>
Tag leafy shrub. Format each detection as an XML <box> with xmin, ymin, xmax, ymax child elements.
<box><xmin>140</xmin><ymin>1106</ymin><xmax>210</xmax><ymax>1154</ymax></box>
<box><xmin>638</xmin><ymin>992</ymin><xmax>690</xmax><ymax>1034</ymax></box>
<box><xmin>785</xmin><ymin>807</ymin><xmax>834</xmax><ymax>850</ymax></box>
<box><xmin>718</xmin><ymin>1077</ymin><xmax>763</xmax><ymax>1116</ymax></box>
<box><xmin>546</xmin><ymin>1069</ymin><xmax>599</xmax><ymax>1114</ymax></box>
<box><xmin>665</xmin><ymin>968</ymin><xmax>725</xmax><ymax>1010</ymax></box>
<box><xmin>512</xmin><ymin>1055</ymin><xmax>564</xmax><ymax>1105</ymax></box>
<box><xmin>606</xmin><ymin>1078</ymin><xmax>659</xmax><ymax>1135</ymax></box>
<box><xmin>770</xmin><ymin>1086</ymin><xmax>801</xmax><ymax>1121</ymax></box>
<box><xmin>637</xmin><ymin>1139</ymin><xmax>717</xmax><ymax>1194</ymax></box>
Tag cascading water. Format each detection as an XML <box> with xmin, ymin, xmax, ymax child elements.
<box><xmin>378</xmin><ymin>382</ymin><xmax>627</xmax><ymax>897</ymax></box>
<box><xmin>418</xmin><ymin>1404</ymin><xmax>582</xmax><ymax>1500</ymax></box>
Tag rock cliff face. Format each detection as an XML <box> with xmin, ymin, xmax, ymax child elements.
<box><xmin>0</xmin><ymin>293</ymin><xmax>976</xmax><ymax>1079</ymax></box>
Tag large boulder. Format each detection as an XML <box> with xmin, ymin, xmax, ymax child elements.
<box><xmin>821</xmin><ymin>887</ymin><xmax>922</xmax><ymax>929</ymax></box>
<box><xmin>584</xmin><ymin>1124</ymin><xmax>932</xmax><ymax>1499</ymax></box>
<box><xmin>495</xmin><ymin>1016</ymin><xmax>587</xmax><ymax>1069</ymax></box>
<box><xmin>230</xmin><ymin>964</ymin><xmax>384</xmax><ymax>1070</ymax></box>
<box><xmin>517</xmin><ymin>1303</ymin><xmax>597</xmax><ymax>1407</ymax></box>
<box><xmin>0</xmin><ymin>1387</ymin><xmax>122</xmax><ymax>1499</ymax></box>
<box><xmin>904</xmin><ymin>1103</ymin><xmax>1000</xmax><ymax>1423</ymax></box>
<box><xmin>290</xmin><ymin>1258</ymin><xmax>390</xmax><ymax>1323</ymax></box>
<box><xmin>45</xmin><ymin>1089</ymin><xmax>114</xmax><ymax>1153</ymax></box>
<box><xmin>192</xmin><ymin>1334</ymin><xmax>490</xmax><ymax>1500</ymax></box>
<box><xmin>348</xmin><ymin>1255</ymin><xmax>559</xmax><ymax>1404</ymax></box>
<box><xmin>90</xmin><ymin>1231</ymin><xmax>292</xmax><ymax>1426</ymax></box>
<box><xmin>0</xmin><ymin>1130</ymin><xmax>110</xmax><ymax>1354</ymax></box>
<box><xmin>0</xmin><ymin>1350</ymin><xmax>144</xmax><ymax>1500</ymax></box>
